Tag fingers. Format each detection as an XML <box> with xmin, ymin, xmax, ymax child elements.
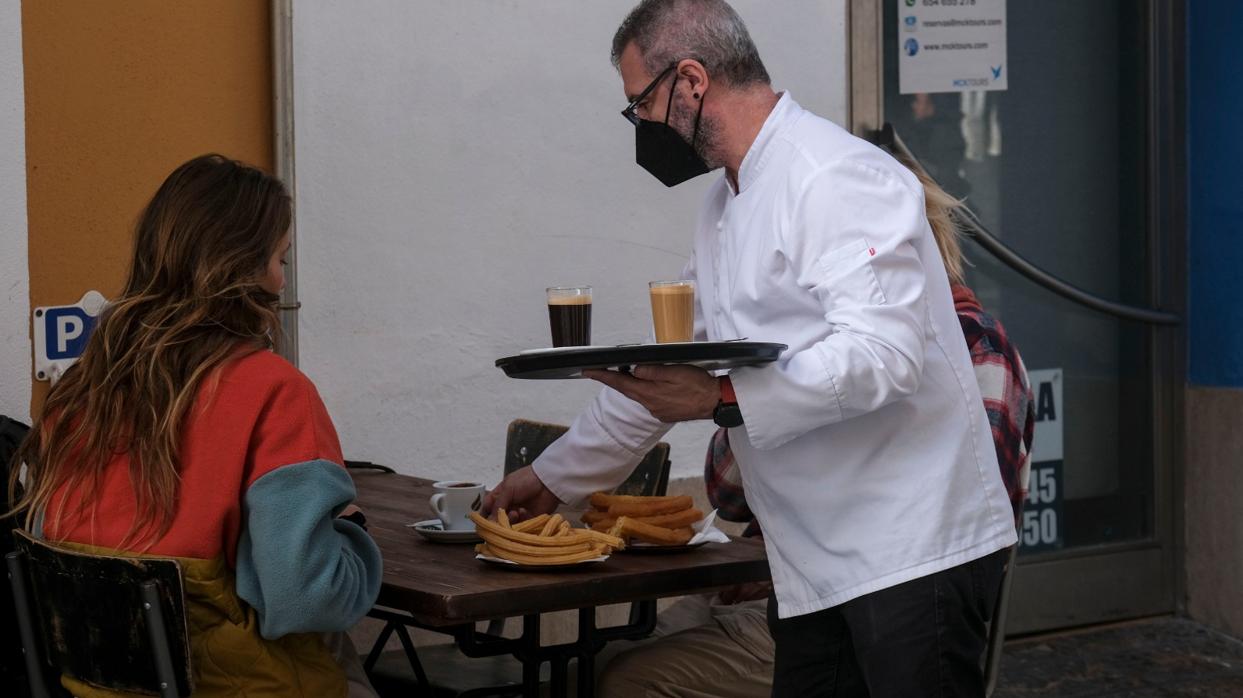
<box><xmin>588</xmin><ymin>365</ymin><xmax>672</xmax><ymax>384</ymax></box>
<box><xmin>483</xmin><ymin>468</ymin><xmax>562</xmax><ymax>521</ymax></box>
<box><xmin>584</xmin><ymin>370</ymin><xmax>657</xmax><ymax>412</ymax></box>
<box><xmin>583</xmin><ymin>369</ymin><xmax>644</xmax><ymax>395</ymax></box>
<box><xmin>630</xmin><ymin>364</ymin><xmax>664</xmax><ymax>381</ymax></box>
<box><xmin>487</xmin><ymin>482</ymin><xmax>513</xmax><ymax>517</ymax></box>
<box><xmin>632</xmin><ymin>364</ymin><xmax>708</xmax><ymax>382</ymax></box>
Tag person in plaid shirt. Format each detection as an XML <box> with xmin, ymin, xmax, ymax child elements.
<box><xmin>598</xmin><ymin>158</ymin><xmax>1035</xmax><ymax>698</ymax></box>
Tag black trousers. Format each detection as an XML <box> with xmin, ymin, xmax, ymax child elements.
<box><xmin>767</xmin><ymin>547</ymin><xmax>1009</xmax><ymax>698</ymax></box>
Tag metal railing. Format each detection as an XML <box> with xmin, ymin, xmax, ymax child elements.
<box><xmin>877</xmin><ymin>123</ymin><xmax>1181</xmax><ymax>326</ymax></box>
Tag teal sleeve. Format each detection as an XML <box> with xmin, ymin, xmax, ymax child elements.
<box><xmin>235</xmin><ymin>460</ymin><xmax>383</xmax><ymax>639</ymax></box>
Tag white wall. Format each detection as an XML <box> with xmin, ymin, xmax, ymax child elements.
<box><xmin>294</xmin><ymin>0</ymin><xmax>847</xmax><ymax>485</ymax></box>
<box><xmin>0</xmin><ymin>0</ymin><xmax>30</xmax><ymax>423</ymax></box>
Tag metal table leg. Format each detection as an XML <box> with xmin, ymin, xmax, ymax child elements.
<box><xmin>576</xmin><ymin>608</ymin><xmax>597</xmax><ymax>698</ymax></box>
<box><xmin>388</xmin><ymin>598</ymin><xmax>660</xmax><ymax>698</ymax></box>
<box><xmin>549</xmin><ymin>656</ymin><xmax>569</xmax><ymax>697</ymax></box>
<box><xmin>521</xmin><ymin>614</ymin><xmax>542</xmax><ymax>697</ymax></box>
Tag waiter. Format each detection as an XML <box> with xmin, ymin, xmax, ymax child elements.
<box><xmin>485</xmin><ymin>1</ymin><xmax>1017</xmax><ymax>695</ymax></box>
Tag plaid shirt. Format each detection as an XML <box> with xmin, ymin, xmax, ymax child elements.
<box><xmin>705</xmin><ymin>283</ymin><xmax>1034</xmax><ymax>538</ymax></box>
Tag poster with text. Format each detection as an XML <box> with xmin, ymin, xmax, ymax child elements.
<box><xmin>898</xmin><ymin>0</ymin><xmax>1008</xmax><ymax>95</ymax></box>
<box><xmin>1023</xmin><ymin>368</ymin><xmax>1063</xmax><ymax>553</ymax></box>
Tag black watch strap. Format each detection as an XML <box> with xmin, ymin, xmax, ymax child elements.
<box><xmin>713</xmin><ymin>400</ymin><xmax>744</xmax><ymax>428</ymax></box>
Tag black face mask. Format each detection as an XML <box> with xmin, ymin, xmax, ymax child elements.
<box><xmin>627</xmin><ymin>70</ymin><xmax>711</xmax><ymax>187</ymax></box>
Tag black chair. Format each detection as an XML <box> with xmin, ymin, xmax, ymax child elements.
<box><xmin>367</xmin><ymin>419</ymin><xmax>672</xmax><ymax>698</ymax></box>
<box><xmin>499</xmin><ymin>420</ymin><xmax>671</xmax><ymax>498</ymax></box>
<box><xmin>6</xmin><ymin>529</ymin><xmax>192</xmax><ymax>698</ymax></box>
<box><xmin>1</xmin><ymin>415</ymin><xmax>31</xmax><ymax>691</ymax></box>
<box><xmin>983</xmin><ymin>544</ymin><xmax>1018</xmax><ymax>697</ymax></box>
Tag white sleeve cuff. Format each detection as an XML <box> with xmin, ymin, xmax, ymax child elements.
<box><xmin>532</xmin><ymin>387</ymin><xmax>673</xmax><ymax>506</ymax></box>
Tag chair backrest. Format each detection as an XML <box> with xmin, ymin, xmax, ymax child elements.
<box><xmin>9</xmin><ymin>529</ymin><xmax>193</xmax><ymax>696</ymax></box>
<box><xmin>503</xmin><ymin>419</ymin><xmax>671</xmax><ymax>496</ymax></box>
<box><xmin>0</xmin><ymin>416</ymin><xmax>30</xmax><ymax>684</ymax></box>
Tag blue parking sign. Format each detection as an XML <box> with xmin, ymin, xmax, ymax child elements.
<box><xmin>33</xmin><ymin>290</ymin><xmax>108</xmax><ymax>382</ymax></box>
<box><xmin>43</xmin><ymin>306</ymin><xmax>97</xmax><ymax>360</ymax></box>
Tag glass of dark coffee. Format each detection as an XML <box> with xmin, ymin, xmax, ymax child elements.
<box><xmin>546</xmin><ymin>286</ymin><xmax>592</xmax><ymax>347</ymax></box>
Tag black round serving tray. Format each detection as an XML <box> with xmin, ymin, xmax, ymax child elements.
<box><xmin>495</xmin><ymin>341</ymin><xmax>786</xmax><ymax>380</ymax></box>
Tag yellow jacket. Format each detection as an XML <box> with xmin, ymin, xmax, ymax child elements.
<box><xmin>59</xmin><ymin>547</ymin><xmax>348</xmax><ymax>698</ymax></box>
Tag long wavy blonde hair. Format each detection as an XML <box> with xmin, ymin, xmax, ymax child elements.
<box><xmin>893</xmin><ymin>150</ymin><xmax>967</xmax><ymax>286</ymax></box>
<box><xmin>8</xmin><ymin>154</ymin><xmax>291</xmax><ymax>549</ymax></box>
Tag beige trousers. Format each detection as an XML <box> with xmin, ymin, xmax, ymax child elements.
<box><xmin>595</xmin><ymin>594</ymin><xmax>773</xmax><ymax>698</ymax></box>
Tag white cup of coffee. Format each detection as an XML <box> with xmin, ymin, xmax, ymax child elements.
<box><xmin>429</xmin><ymin>481</ymin><xmax>485</xmax><ymax>531</ymax></box>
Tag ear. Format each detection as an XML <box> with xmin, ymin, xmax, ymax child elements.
<box><xmin>676</xmin><ymin>59</ymin><xmax>710</xmax><ymax>100</ymax></box>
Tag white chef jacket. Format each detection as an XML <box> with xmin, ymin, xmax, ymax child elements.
<box><xmin>533</xmin><ymin>93</ymin><xmax>1017</xmax><ymax>618</ymax></box>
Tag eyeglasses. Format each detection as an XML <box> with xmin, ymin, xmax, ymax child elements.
<box><xmin>621</xmin><ymin>64</ymin><xmax>678</xmax><ymax>126</ymax></box>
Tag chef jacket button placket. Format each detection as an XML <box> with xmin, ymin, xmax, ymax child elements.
<box><xmin>714</xmin><ymin>226</ymin><xmax>727</xmax><ymax>338</ymax></box>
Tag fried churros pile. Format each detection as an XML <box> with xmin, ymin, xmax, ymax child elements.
<box><xmin>581</xmin><ymin>493</ymin><xmax>704</xmax><ymax>546</ymax></box>
<box><xmin>471</xmin><ymin>510</ymin><xmax>625</xmax><ymax>566</ymax></box>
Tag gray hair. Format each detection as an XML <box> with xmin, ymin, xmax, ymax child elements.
<box><xmin>611</xmin><ymin>0</ymin><xmax>770</xmax><ymax>87</ymax></box>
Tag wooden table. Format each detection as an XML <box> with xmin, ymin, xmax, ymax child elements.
<box><xmin>352</xmin><ymin>470</ymin><xmax>770</xmax><ymax>697</ymax></box>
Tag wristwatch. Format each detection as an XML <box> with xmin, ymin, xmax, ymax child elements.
<box><xmin>713</xmin><ymin>376</ymin><xmax>744</xmax><ymax>428</ymax></box>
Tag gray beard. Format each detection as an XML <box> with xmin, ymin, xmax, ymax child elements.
<box><xmin>671</xmin><ymin>99</ymin><xmax>725</xmax><ymax>171</ymax></box>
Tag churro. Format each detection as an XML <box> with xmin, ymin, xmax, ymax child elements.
<box><xmin>539</xmin><ymin>514</ymin><xmax>564</xmax><ymax>537</ymax></box>
<box><xmin>477</xmin><ymin>530</ymin><xmax>593</xmax><ymax>557</ymax></box>
<box><xmin>606</xmin><ymin>496</ymin><xmax>694</xmax><ymax>518</ymax></box>
<box><xmin>640</xmin><ymin>508</ymin><xmax>702</xmax><ymax>529</ymax></box>
<box><xmin>580</xmin><ymin>510</ymin><xmax>612</xmax><ymax>525</ymax></box>
<box><xmin>589</xmin><ymin>492</ymin><xmax>686</xmax><ymax>510</ymax></box>
<box><xmin>477</xmin><ymin>543</ymin><xmax>604</xmax><ymax>566</ymax></box>
<box><xmin>472</xmin><ymin>511</ymin><xmax>624</xmax><ymax>565</ymax></box>
<box><xmin>512</xmin><ymin>514</ymin><xmax>551</xmax><ymax>534</ymax></box>
<box><xmin>610</xmin><ymin>516</ymin><xmax>695</xmax><ymax>546</ymax></box>
<box><xmin>471</xmin><ymin>512</ymin><xmax>583</xmax><ymax>546</ymax></box>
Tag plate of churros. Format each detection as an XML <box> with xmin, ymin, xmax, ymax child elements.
<box><xmin>581</xmin><ymin>493</ymin><xmax>730</xmax><ymax>553</ymax></box>
<box><xmin>470</xmin><ymin>511</ymin><xmax>626</xmax><ymax>569</ymax></box>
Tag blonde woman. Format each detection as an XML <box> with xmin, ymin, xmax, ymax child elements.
<box><xmin>9</xmin><ymin>155</ymin><xmax>381</xmax><ymax>697</ymax></box>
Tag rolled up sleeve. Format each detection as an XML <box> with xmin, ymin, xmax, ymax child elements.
<box><xmin>533</xmin><ymin>387</ymin><xmax>674</xmax><ymax>507</ymax></box>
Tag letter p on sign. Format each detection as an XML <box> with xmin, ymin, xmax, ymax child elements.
<box><xmin>54</xmin><ymin>312</ymin><xmax>85</xmax><ymax>355</ymax></box>
<box><xmin>33</xmin><ymin>291</ymin><xmax>107</xmax><ymax>383</ymax></box>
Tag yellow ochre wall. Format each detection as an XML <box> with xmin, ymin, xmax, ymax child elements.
<box><xmin>22</xmin><ymin>0</ymin><xmax>274</xmax><ymax>414</ymax></box>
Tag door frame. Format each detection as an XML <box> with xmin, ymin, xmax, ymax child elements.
<box><xmin>845</xmin><ymin>0</ymin><xmax>1187</xmax><ymax>634</ymax></box>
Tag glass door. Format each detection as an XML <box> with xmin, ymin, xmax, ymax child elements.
<box><xmin>853</xmin><ymin>0</ymin><xmax>1184</xmax><ymax>634</ymax></box>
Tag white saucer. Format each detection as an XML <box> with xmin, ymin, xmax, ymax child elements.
<box><xmin>408</xmin><ymin>519</ymin><xmax>482</xmax><ymax>544</ymax></box>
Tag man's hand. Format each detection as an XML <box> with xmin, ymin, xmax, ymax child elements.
<box><xmin>482</xmin><ymin>465</ymin><xmax>562</xmax><ymax>521</ymax></box>
<box><xmin>582</xmin><ymin>365</ymin><xmax>719</xmax><ymax>423</ymax></box>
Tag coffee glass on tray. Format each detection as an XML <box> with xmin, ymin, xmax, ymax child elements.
<box><xmin>649</xmin><ymin>280</ymin><xmax>695</xmax><ymax>343</ymax></box>
<box><xmin>546</xmin><ymin>286</ymin><xmax>592</xmax><ymax>347</ymax></box>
